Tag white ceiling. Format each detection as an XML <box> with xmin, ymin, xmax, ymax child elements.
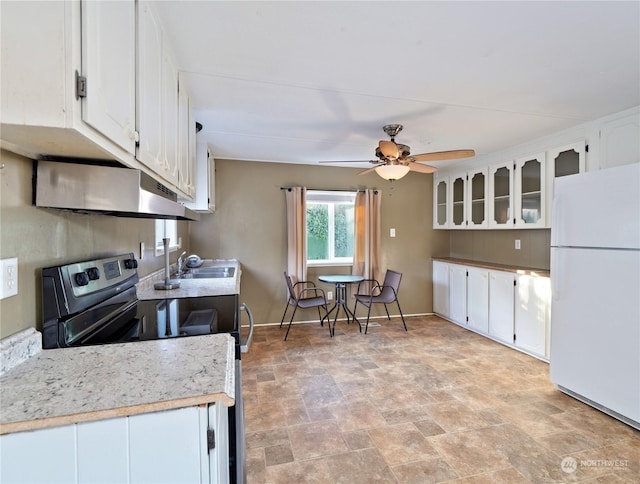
<box><xmin>155</xmin><ymin>1</ymin><xmax>640</xmax><ymax>170</ymax></box>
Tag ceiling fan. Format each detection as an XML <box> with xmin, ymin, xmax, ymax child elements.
<box><xmin>322</xmin><ymin>124</ymin><xmax>475</xmax><ymax>181</ymax></box>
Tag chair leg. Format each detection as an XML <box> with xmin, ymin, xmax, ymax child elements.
<box><xmin>284</xmin><ymin>305</ymin><xmax>298</xmax><ymax>341</ymax></box>
<box><xmin>279</xmin><ymin>301</ymin><xmax>291</xmax><ymax>328</ymax></box>
<box><xmin>365</xmin><ymin>305</ymin><xmax>372</xmax><ymax>334</ymax></box>
<box><xmin>317</xmin><ymin>306</ymin><xmax>323</xmax><ymax>326</ymax></box>
<box><xmin>396</xmin><ymin>300</ymin><xmax>407</xmax><ymax>331</ymax></box>
<box><xmin>322</xmin><ymin>305</ymin><xmax>331</xmax><ymax>336</ymax></box>
<box><xmin>383</xmin><ymin>304</ymin><xmax>391</xmax><ymax>320</ymax></box>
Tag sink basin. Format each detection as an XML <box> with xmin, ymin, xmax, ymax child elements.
<box><xmin>180</xmin><ymin>266</ymin><xmax>235</xmax><ymax>279</ymax></box>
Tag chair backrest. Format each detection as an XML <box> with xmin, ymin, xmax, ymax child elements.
<box><xmin>284</xmin><ymin>272</ymin><xmax>297</xmax><ymax>300</ymax></box>
<box><xmin>380</xmin><ymin>270</ymin><xmax>402</xmax><ymax>300</ymax></box>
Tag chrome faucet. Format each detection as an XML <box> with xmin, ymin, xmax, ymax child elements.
<box><xmin>177</xmin><ymin>251</ymin><xmax>187</xmax><ymax>276</ymax></box>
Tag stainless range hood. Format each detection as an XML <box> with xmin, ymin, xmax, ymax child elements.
<box><xmin>34</xmin><ymin>160</ymin><xmax>200</xmax><ymax>221</ymax></box>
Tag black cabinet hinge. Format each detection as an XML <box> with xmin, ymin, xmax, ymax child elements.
<box><xmin>585</xmin><ymin>144</ymin><xmax>589</xmax><ymax>153</ymax></box>
<box><xmin>75</xmin><ymin>70</ymin><xmax>87</xmax><ymax>99</ymax></box>
<box><xmin>514</xmin><ymin>279</ymin><xmax>516</xmax><ymax>286</ymax></box>
<box><xmin>207</xmin><ymin>428</ymin><xmax>215</xmax><ymax>452</ymax></box>
<box><xmin>513</xmin><ymin>333</ymin><xmax>517</xmax><ymax>342</ymax></box>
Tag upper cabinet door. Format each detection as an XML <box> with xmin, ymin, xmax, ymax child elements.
<box><xmin>433</xmin><ymin>174</ymin><xmax>449</xmax><ymax>229</ymax></box>
<box><xmin>514</xmin><ymin>153</ymin><xmax>546</xmax><ymax>228</ymax></box>
<box><xmin>488</xmin><ymin>162</ymin><xmax>514</xmax><ymax>229</ymax></box>
<box><xmin>136</xmin><ymin>1</ymin><xmax>164</xmax><ymax>173</ymax></box>
<box><xmin>449</xmin><ymin>173</ymin><xmax>467</xmax><ymax>229</ymax></box>
<box><xmin>546</xmin><ymin>141</ymin><xmax>586</xmax><ymax>227</ymax></box>
<box><xmin>467</xmin><ymin>168</ymin><xmax>488</xmax><ymax>229</ymax></box>
<box><xmin>81</xmin><ymin>0</ymin><xmax>136</xmax><ymax>155</ymax></box>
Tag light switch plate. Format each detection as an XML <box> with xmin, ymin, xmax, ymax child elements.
<box><xmin>515</xmin><ymin>239</ymin><xmax>521</xmax><ymax>250</ymax></box>
<box><xmin>390</xmin><ymin>228</ymin><xmax>396</xmax><ymax>237</ymax></box>
<box><xmin>0</xmin><ymin>257</ymin><xmax>18</xmax><ymax>299</ymax></box>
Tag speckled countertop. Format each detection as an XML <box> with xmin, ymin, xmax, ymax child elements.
<box><xmin>0</xmin><ymin>333</ymin><xmax>235</xmax><ymax>435</ymax></box>
<box><xmin>433</xmin><ymin>257</ymin><xmax>550</xmax><ymax>277</ymax></box>
<box><xmin>136</xmin><ymin>259</ymin><xmax>241</xmax><ymax>299</ymax></box>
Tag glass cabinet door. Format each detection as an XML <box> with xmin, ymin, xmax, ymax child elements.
<box><xmin>515</xmin><ymin>153</ymin><xmax>546</xmax><ymax>228</ymax></box>
<box><xmin>468</xmin><ymin>168</ymin><xmax>488</xmax><ymax>228</ymax></box>
<box><xmin>547</xmin><ymin>141</ymin><xmax>585</xmax><ymax>227</ymax></box>
<box><xmin>489</xmin><ymin>163</ymin><xmax>513</xmax><ymax>228</ymax></box>
<box><xmin>451</xmin><ymin>174</ymin><xmax>466</xmax><ymax>228</ymax></box>
<box><xmin>433</xmin><ymin>176</ymin><xmax>449</xmax><ymax>228</ymax></box>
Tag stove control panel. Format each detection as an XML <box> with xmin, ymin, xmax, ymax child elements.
<box><xmin>63</xmin><ymin>254</ymin><xmax>139</xmax><ymax>297</ymax></box>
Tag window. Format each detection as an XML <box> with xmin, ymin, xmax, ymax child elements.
<box><xmin>306</xmin><ymin>190</ymin><xmax>356</xmax><ymax>265</ymax></box>
<box><xmin>155</xmin><ymin>219</ymin><xmax>181</xmax><ymax>256</ymax></box>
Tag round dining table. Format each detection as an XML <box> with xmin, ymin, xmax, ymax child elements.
<box><xmin>318</xmin><ymin>274</ymin><xmax>364</xmax><ymax>336</ymax></box>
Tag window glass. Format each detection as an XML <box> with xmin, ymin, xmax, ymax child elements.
<box><xmin>155</xmin><ymin>219</ymin><xmax>180</xmax><ymax>255</ymax></box>
<box><xmin>306</xmin><ymin>190</ymin><xmax>356</xmax><ymax>265</ymax></box>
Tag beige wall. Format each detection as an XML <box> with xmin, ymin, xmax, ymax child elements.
<box><xmin>190</xmin><ymin>159</ymin><xmax>448</xmax><ymax>325</ymax></box>
<box><xmin>0</xmin><ymin>149</ymin><xmax>551</xmax><ymax>338</ymax></box>
<box><xmin>449</xmin><ymin>229</ymin><xmax>551</xmax><ymax>270</ymax></box>
<box><xmin>0</xmin><ymin>150</ymin><xmax>191</xmax><ymax>339</ymax></box>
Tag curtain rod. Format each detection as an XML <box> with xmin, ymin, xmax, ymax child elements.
<box><xmin>280</xmin><ymin>187</ymin><xmax>378</xmax><ymax>193</ymax></box>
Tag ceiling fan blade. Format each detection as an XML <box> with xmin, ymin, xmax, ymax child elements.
<box><xmin>408</xmin><ymin>163</ymin><xmax>437</xmax><ymax>174</ymax></box>
<box><xmin>358</xmin><ymin>166</ymin><xmax>379</xmax><ymax>176</ymax></box>
<box><xmin>318</xmin><ymin>160</ymin><xmax>373</xmax><ymax>164</ymax></box>
<box><xmin>379</xmin><ymin>140</ymin><xmax>400</xmax><ymax>158</ymax></box>
<box><xmin>410</xmin><ymin>149</ymin><xmax>475</xmax><ymax>162</ymax></box>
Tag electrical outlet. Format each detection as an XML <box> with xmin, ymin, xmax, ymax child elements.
<box><xmin>515</xmin><ymin>239</ymin><xmax>521</xmax><ymax>250</ymax></box>
<box><xmin>0</xmin><ymin>257</ymin><xmax>18</xmax><ymax>299</ymax></box>
<box><xmin>327</xmin><ymin>291</ymin><xmax>333</xmax><ymax>301</ymax></box>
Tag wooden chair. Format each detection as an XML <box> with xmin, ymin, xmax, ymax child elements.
<box><xmin>353</xmin><ymin>269</ymin><xmax>407</xmax><ymax>334</ymax></box>
<box><xmin>280</xmin><ymin>272</ymin><xmax>329</xmax><ymax>340</ymax></box>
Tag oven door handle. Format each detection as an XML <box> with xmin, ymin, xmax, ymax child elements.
<box><xmin>239</xmin><ymin>303</ymin><xmax>253</xmax><ymax>353</ymax></box>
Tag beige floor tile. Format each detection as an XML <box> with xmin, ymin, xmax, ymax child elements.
<box><xmin>287</xmin><ymin>420</ymin><xmax>349</xmax><ymax>460</ymax></box>
<box><xmin>391</xmin><ymin>457</ymin><xmax>459</xmax><ymax>483</ymax></box>
<box><xmin>369</xmin><ymin>422</ymin><xmax>439</xmax><ymax>467</ymax></box>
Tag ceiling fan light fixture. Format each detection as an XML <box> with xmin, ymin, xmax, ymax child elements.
<box><xmin>375</xmin><ymin>164</ymin><xmax>410</xmax><ymax>181</ymax></box>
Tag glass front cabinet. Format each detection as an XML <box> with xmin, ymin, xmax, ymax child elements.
<box><xmin>546</xmin><ymin>141</ymin><xmax>586</xmax><ymax>227</ymax></box>
<box><xmin>433</xmin><ymin>173</ymin><xmax>449</xmax><ymax>229</ymax></box>
<box><xmin>514</xmin><ymin>153</ymin><xmax>546</xmax><ymax>228</ymax></box>
<box><xmin>488</xmin><ymin>162</ymin><xmax>514</xmax><ymax>229</ymax></box>
<box><xmin>467</xmin><ymin>168</ymin><xmax>488</xmax><ymax>228</ymax></box>
<box><xmin>450</xmin><ymin>174</ymin><xmax>467</xmax><ymax>229</ymax></box>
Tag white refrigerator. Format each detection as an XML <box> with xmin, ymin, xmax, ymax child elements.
<box><xmin>550</xmin><ymin>162</ymin><xmax>640</xmax><ymax>430</ymax></box>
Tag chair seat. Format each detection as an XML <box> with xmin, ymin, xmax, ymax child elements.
<box><xmin>354</xmin><ymin>293</ymin><xmax>395</xmax><ymax>305</ymax></box>
<box><xmin>297</xmin><ymin>296</ymin><xmax>327</xmax><ymax>309</ymax></box>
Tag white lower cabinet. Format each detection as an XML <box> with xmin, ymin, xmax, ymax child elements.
<box><xmin>432</xmin><ymin>261</ymin><xmax>450</xmax><ymax>318</ymax></box>
<box><xmin>0</xmin><ymin>405</ymin><xmax>228</xmax><ymax>484</ymax></box>
<box><xmin>488</xmin><ymin>270</ymin><xmax>516</xmax><ymax>344</ymax></box>
<box><xmin>467</xmin><ymin>267</ymin><xmax>489</xmax><ymax>333</ymax></box>
<box><xmin>514</xmin><ymin>274</ymin><xmax>551</xmax><ymax>358</ymax></box>
<box><xmin>433</xmin><ymin>260</ymin><xmax>550</xmax><ymax>360</ymax></box>
<box><xmin>449</xmin><ymin>264</ymin><xmax>467</xmax><ymax>324</ymax></box>
<box><xmin>0</xmin><ymin>424</ymin><xmax>77</xmax><ymax>483</ymax></box>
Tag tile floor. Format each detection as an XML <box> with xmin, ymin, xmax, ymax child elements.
<box><xmin>242</xmin><ymin>315</ymin><xmax>639</xmax><ymax>483</ymax></box>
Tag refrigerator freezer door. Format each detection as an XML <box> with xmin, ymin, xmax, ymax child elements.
<box><xmin>551</xmin><ymin>163</ymin><xmax>640</xmax><ymax>250</ymax></box>
<box><xmin>550</xmin><ymin>247</ymin><xmax>640</xmax><ymax>426</ymax></box>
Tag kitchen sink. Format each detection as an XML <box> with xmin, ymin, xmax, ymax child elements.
<box><xmin>180</xmin><ymin>266</ymin><xmax>235</xmax><ymax>279</ymax></box>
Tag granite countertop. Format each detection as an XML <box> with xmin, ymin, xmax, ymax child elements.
<box><xmin>433</xmin><ymin>257</ymin><xmax>550</xmax><ymax>277</ymax></box>
<box><xmin>0</xmin><ymin>333</ymin><xmax>235</xmax><ymax>435</ymax></box>
<box><xmin>136</xmin><ymin>259</ymin><xmax>241</xmax><ymax>300</ymax></box>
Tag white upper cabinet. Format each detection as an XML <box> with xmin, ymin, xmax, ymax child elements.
<box><xmin>137</xmin><ymin>1</ymin><xmax>180</xmax><ymax>189</ymax></box>
<box><xmin>183</xmin><ymin>143</ymin><xmax>216</xmax><ymax>213</ymax></box>
<box><xmin>137</xmin><ymin>1</ymin><xmax>164</xmax><ymax>174</ymax></box>
<box><xmin>81</xmin><ymin>0</ymin><xmax>136</xmax><ymax>154</ymax></box>
<box><xmin>449</xmin><ymin>173</ymin><xmax>467</xmax><ymax>229</ymax></box>
<box><xmin>1</xmin><ymin>0</ymin><xmax>137</xmax><ymax>160</ymax></box>
<box><xmin>177</xmin><ymin>85</ymin><xmax>196</xmax><ymax>200</ymax></box>
<box><xmin>546</xmin><ymin>141</ymin><xmax>586</xmax><ymax>227</ymax></box>
<box><xmin>467</xmin><ymin>168</ymin><xmax>489</xmax><ymax>229</ymax></box>
<box><xmin>433</xmin><ymin>173</ymin><xmax>450</xmax><ymax>229</ymax></box>
<box><xmin>514</xmin><ymin>152</ymin><xmax>546</xmax><ymax>228</ymax></box>
<box><xmin>488</xmin><ymin>162</ymin><xmax>514</xmax><ymax>229</ymax></box>
<box><xmin>598</xmin><ymin>111</ymin><xmax>640</xmax><ymax>169</ymax></box>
